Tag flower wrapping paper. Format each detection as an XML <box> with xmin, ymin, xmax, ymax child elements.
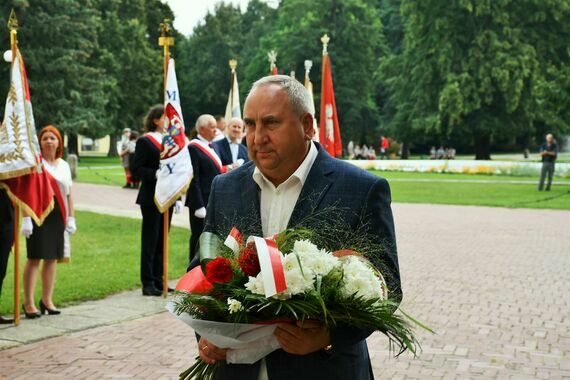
<box><xmin>166</xmin><ymin>301</ymin><xmax>281</xmax><ymax>364</ymax></box>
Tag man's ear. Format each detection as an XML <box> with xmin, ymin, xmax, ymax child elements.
<box><xmin>302</xmin><ymin>113</ymin><xmax>314</xmax><ymax>140</ymax></box>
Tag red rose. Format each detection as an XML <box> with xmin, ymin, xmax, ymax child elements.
<box><xmin>238</xmin><ymin>247</ymin><xmax>261</xmax><ymax>277</ymax></box>
<box><xmin>205</xmin><ymin>257</ymin><xmax>233</xmax><ymax>284</ymax></box>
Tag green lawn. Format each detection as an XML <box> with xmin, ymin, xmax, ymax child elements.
<box><xmin>0</xmin><ymin>211</ymin><xmax>190</xmax><ymax>315</ymax></box>
<box><xmin>72</xmin><ymin>158</ymin><xmax>570</xmax><ymax>210</ymax></box>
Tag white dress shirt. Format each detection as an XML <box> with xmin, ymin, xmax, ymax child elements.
<box><xmin>252</xmin><ymin>142</ymin><xmax>318</xmax><ymax>237</ymax></box>
<box><xmin>229</xmin><ymin>138</ymin><xmax>240</xmax><ymax>163</ymax></box>
<box><xmin>252</xmin><ymin>142</ymin><xmax>318</xmax><ymax>380</ymax></box>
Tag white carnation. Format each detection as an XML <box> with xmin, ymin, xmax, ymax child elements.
<box><xmin>340</xmin><ymin>256</ymin><xmax>385</xmax><ymax>301</ymax></box>
<box><xmin>227</xmin><ymin>298</ymin><xmax>244</xmax><ymax>314</ymax></box>
<box><xmin>244</xmin><ymin>275</ymin><xmax>265</xmax><ymax>295</ymax></box>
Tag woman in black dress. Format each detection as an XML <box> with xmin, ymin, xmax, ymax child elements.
<box><xmin>21</xmin><ymin>126</ymin><xmax>76</xmax><ymax>318</ymax></box>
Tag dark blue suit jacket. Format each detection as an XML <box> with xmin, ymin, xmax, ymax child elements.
<box><xmin>213</xmin><ymin>138</ymin><xmax>249</xmax><ymax>166</ymax></box>
<box><xmin>204</xmin><ymin>143</ymin><xmax>400</xmax><ymax>380</ymax></box>
<box><xmin>185</xmin><ymin>140</ymin><xmax>222</xmax><ymax>212</ymax></box>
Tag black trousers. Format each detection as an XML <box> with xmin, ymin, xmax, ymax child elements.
<box><xmin>140</xmin><ymin>205</ymin><xmax>172</xmax><ymax>290</ymax></box>
<box><xmin>0</xmin><ymin>189</ymin><xmax>14</xmax><ymax>297</ymax></box>
<box><xmin>189</xmin><ymin>213</ymin><xmax>205</xmax><ymax>264</ymax></box>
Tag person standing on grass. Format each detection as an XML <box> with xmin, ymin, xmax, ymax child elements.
<box><xmin>131</xmin><ymin>105</ymin><xmax>178</xmax><ymax>296</ymax></box>
<box><xmin>21</xmin><ymin>125</ymin><xmax>77</xmax><ymax>318</ymax></box>
<box><xmin>538</xmin><ymin>133</ymin><xmax>558</xmax><ymax>191</ymax></box>
<box><xmin>119</xmin><ymin>128</ymin><xmax>132</xmax><ymax>188</ymax></box>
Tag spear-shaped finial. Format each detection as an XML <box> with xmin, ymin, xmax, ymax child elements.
<box><xmin>229</xmin><ymin>59</ymin><xmax>237</xmax><ymax>73</ymax></box>
<box><xmin>8</xmin><ymin>9</ymin><xmax>19</xmax><ymax>50</ymax></box>
<box><xmin>321</xmin><ymin>34</ymin><xmax>330</xmax><ymax>55</ymax></box>
<box><xmin>267</xmin><ymin>50</ymin><xmax>277</xmax><ymax>71</ymax></box>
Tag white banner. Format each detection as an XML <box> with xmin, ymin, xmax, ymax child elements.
<box><xmin>154</xmin><ymin>58</ymin><xmax>193</xmax><ymax>212</ymax></box>
<box><xmin>0</xmin><ymin>50</ymin><xmax>39</xmax><ymax>179</ymax></box>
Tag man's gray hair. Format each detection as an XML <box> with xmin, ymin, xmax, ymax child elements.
<box><xmin>248</xmin><ymin>75</ymin><xmax>313</xmax><ymax>118</ymax></box>
<box><xmin>195</xmin><ymin>114</ymin><xmax>215</xmax><ymax>131</ymax></box>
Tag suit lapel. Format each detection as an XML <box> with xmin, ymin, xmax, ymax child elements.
<box><xmin>239</xmin><ymin>164</ymin><xmax>262</xmax><ymax>236</ymax></box>
<box><xmin>288</xmin><ymin>146</ymin><xmax>334</xmax><ymax>228</ymax></box>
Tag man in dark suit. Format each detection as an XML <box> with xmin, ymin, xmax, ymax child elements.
<box><xmin>185</xmin><ymin>114</ymin><xmax>229</xmax><ymax>262</ymax></box>
<box><xmin>213</xmin><ymin>117</ymin><xmax>249</xmax><ymax>167</ymax></box>
<box><xmin>0</xmin><ymin>188</ymin><xmax>15</xmax><ymax>324</ymax></box>
<box><xmin>197</xmin><ymin>76</ymin><xmax>401</xmax><ymax>379</ymax></box>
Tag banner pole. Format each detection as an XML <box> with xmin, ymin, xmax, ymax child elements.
<box><xmin>8</xmin><ymin>9</ymin><xmax>21</xmax><ymax>326</ymax></box>
<box><xmin>159</xmin><ymin>20</ymin><xmax>174</xmax><ymax>298</ymax></box>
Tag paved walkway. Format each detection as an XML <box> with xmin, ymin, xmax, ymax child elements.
<box><xmin>1</xmin><ymin>183</ymin><xmax>569</xmax><ymax>379</ymax></box>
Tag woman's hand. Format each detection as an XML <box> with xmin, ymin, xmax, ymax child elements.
<box><xmin>198</xmin><ymin>338</ymin><xmax>227</xmax><ymax>364</ymax></box>
<box><xmin>66</xmin><ymin>216</ymin><xmax>77</xmax><ymax>234</ymax></box>
<box><xmin>21</xmin><ymin>216</ymin><xmax>33</xmax><ymax>238</ymax></box>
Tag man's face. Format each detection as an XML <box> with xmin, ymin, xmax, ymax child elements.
<box><xmin>244</xmin><ymin>84</ymin><xmax>314</xmax><ymax>185</ymax></box>
<box><xmin>217</xmin><ymin>118</ymin><xmax>226</xmax><ymax>132</ymax></box>
<box><xmin>200</xmin><ymin>120</ymin><xmax>217</xmax><ymax>141</ymax></box>
<box><xmin>228</xmin><ymin>120</ymin><xmax>244</xmax><ymax>142</ymax></box>
<box><xmin>546</xmin><ymin>134</ymin><xmax>554</xmax><ymax>144</ymax></box>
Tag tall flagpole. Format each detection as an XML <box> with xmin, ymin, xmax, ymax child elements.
<box><xmin>8</xmin><ymin>9</ymin><xmax>21</xmax><ymax>326</ymax></box>
<box><xmin>158</xmin><ymin>19</ymin><xmax>174</xmax><ymax>298</ymax></box>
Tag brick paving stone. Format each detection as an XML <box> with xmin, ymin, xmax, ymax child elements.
<box><xmin>0</xmin><ymin>202</ymin><xmax>568</xmax><ymax>379</ymax></box>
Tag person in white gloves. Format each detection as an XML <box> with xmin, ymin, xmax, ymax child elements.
<box><xmin>22</xmin><ymin>126</ymin><xmax>76</xmax><ymax>318</ymax></box>
<box><xmin>185</xmin><ymin>115</ymin><xmax>230</xmax><ymax>264</ymax></box>
<box><xmin>130</xmin><ymin>105</ymin><xmax>175</xmax><ymax>296</ymax></box>
<box><xmin>213</xmin><ymin>117</ymin><xmax>249</xmax><ymax>169</ymax></box>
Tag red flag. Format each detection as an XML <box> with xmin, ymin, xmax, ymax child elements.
<box><xmin>319</xmin><ymin>55</ymin><xmax>342</xmax><ymax>157</ymax></box>
<box><xmin>0</xmin><ymin>168</ymin><xmax>55</xmax><ymax>225</ymax></box>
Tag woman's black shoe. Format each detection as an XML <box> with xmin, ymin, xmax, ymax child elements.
<box><xmin>142</xmin><ymin>287</ymin><xmax>162</xmax><ymax>296</ymax></box>
<box><xmin>23</xmin><ymin>306</ymin><xmax>41</xmax><ymax>319</ymax></box>
<box><xmin>39</xmin><ymin>300</ymin><xmax>61</xmax><ymax>315</ymax></box>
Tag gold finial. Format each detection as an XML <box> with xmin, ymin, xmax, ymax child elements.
<box><xmin>321</xmin><ymin>34</ymin><xmax>330</xmax><ymax>55</ymax></box>
<box><xmin>8</xmin><ymin>9</ymin><xmax>18</xmax><ymax>31</ymax></box>
<box><xmin>229</xmin><ymin>59</ymin><xmax>238</xmax><ymax>72</ymax></box>
<box><xmin>158</xmin><ymin>18</ymin><xmax>174</xmax><ymax>46</ymax></box>
<box><xmin>267</xmin><ymin>50</ymin><xmax>277</xmax><ymax>69</ymax></box>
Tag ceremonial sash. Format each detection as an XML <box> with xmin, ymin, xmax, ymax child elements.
<box><xmin>189</xmin><ymin>139</ymin><xmax>227</xmax><ymax>174</ymax></box>
<box><xmin>145</xmin><ymin>132</ymin><xmax>163</xmax><ymax>152</ymax></box>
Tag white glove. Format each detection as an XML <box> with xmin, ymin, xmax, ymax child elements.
<box><xmin>174</xmin><ymin>200</ymin><xmax>183</xmax><ymax>214</ymax></box>
<box><xmin>21</xmin><ymin>216</ymin><xmax>33</xmax><ymax>238</ymax></box>
<box><xmin>66</xmin><ymin>216</ymin><xmax>77</xmax><ymax>234</ymax></box>
<box><xmin>155</xmin><ymin>169</ymin><xmax>160</xmax><ymax>179</ymax></box>
<box><xmin>194</xmin><ymin>207</ymin><xmax>206</xmax><ymax>219</ymax></box>
<box><xmin>235</xmin><ymin>158</ymin><xmax>245</xmax><ymax>167</ymax></box>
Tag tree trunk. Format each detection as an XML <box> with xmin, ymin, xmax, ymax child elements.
<box><xmin>67</xmin><ymin>133</ymin><xmax>79</xmax><ymax>156</ymax></box>
<box><xmin>400</xmin><ymin>141</ymin><xmax>410</xmax><ymax>159</ymax></box>
<box><xmin>474</xmin><ymin>133</ymin><xmax>491</xmax><ymax>160</ymax></box>
<box><xmin>108</xmin><ymin>134</ymin><xmax>119</xmax><ymax>157</ymax></box>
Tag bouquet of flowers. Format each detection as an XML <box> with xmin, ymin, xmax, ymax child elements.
<box><xmin>168</xmin><ymin>227</ymin><xmax>430</xmax><ymax>380</ymax></box>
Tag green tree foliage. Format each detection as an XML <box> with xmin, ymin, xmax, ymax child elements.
<box><xmin>379</xmin><ymin>0</ymin><xmax>570</xmax><ymax>159</ymax></box>
<box><xmin>1</xmin><ymin>0</ymin><xmax>112</xmax><ymax>150</ymax></box>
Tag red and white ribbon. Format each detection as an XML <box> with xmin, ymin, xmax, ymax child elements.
<box><xmin>224</xmin><ymin>227</ymin><xmax>243</xmax><ymax>255</ymax></box>
<box><xmin>253</xmin><ymin>237</ymin><xmax>287</xmax><ymax>297</ymax></box>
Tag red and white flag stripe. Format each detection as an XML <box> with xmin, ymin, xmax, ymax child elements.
<box><xmin>224</xmin><ymin>227</ymin><xmax>243</xmax><ymax>255</ymax></box>
<box><xmin>253</xmin><ymin>237</ymin><xmax>287</xmax><ymax>297</ymax></box>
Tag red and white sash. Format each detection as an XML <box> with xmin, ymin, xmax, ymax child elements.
<box><xmin>145</xmin><ymin>132</ymin><xmax>163</xmax><ymax>152</ymax></box>
<box><xmin>189</xmin><ymin>139</ymin><xmax>227</xmax><ymax>174</ymax></box>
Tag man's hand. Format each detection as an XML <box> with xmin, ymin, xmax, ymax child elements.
<box><xmin>274</xmin><ymin>320</ymin><xmax>331</xmax><ymax>355</ymax></box>
<box><xmin>198</xmin><ymin>338</ymin><xmax>227</xmax><ymax>364</ymax></box>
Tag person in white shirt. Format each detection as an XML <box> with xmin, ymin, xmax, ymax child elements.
<box><xmin>213</xmin><ymin>117</ymin><xmax>249</xmax><ymax>167</ymax></box>
<box><xmin>195</xmin><ymin>75</ymin><xmax>400</xmax><ymax>380</ymax></box>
